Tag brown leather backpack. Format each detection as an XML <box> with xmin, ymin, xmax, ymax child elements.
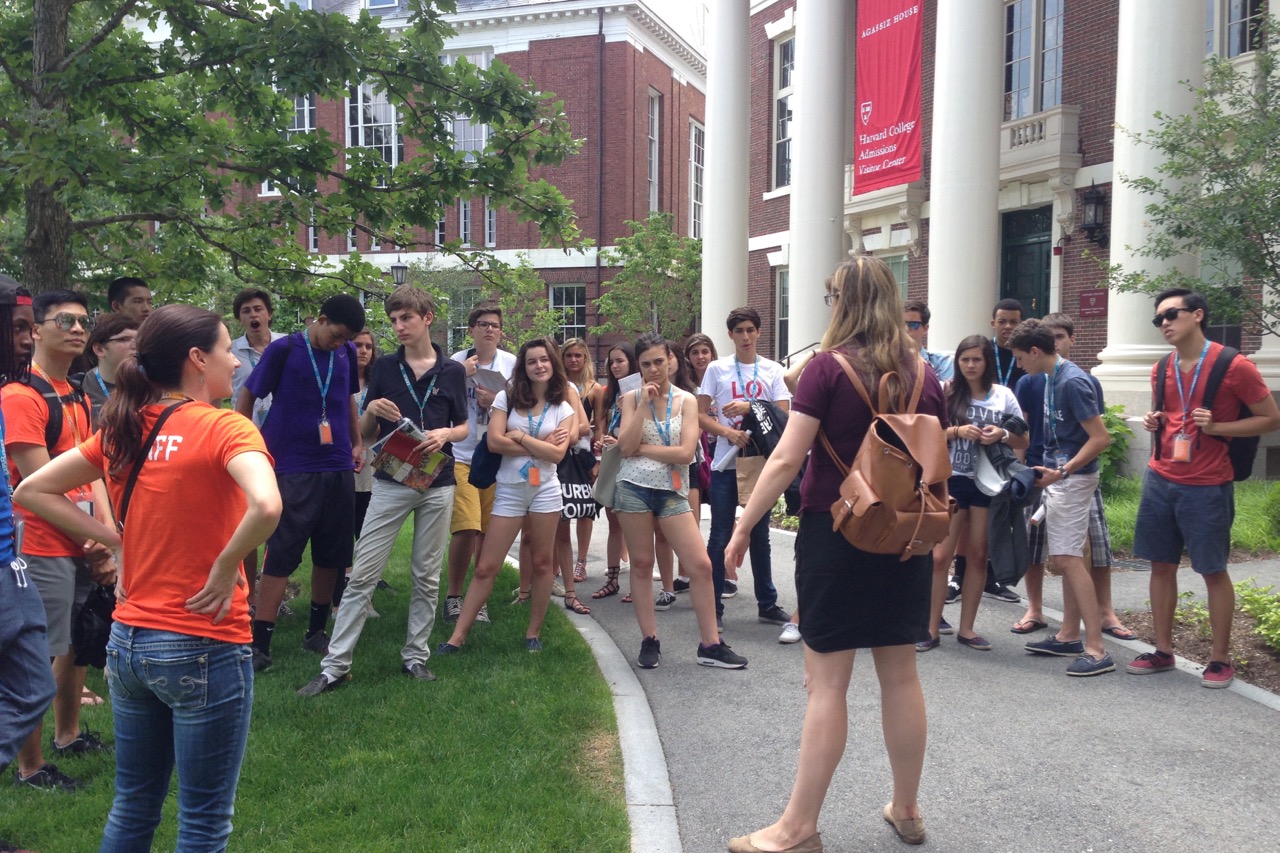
<box><xmin>818</xmin><ymin>354</ymin><xmax>954</xmax><ymax>561</ymax></box>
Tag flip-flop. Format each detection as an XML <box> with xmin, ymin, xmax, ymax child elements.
<box><xmin>1010</xmin><ymin>618</ymin><xmax>1048</xmax><ymax>635</ymax></box>
<box><xmin>81</xmin><ymin>688</ymin><xmax>104</xmax><ymax>706</ymax></box>
<box><xmin>1102</xmin><ymin>625</ymin><xmax>1137</xmax><ymax>640</ymax></box>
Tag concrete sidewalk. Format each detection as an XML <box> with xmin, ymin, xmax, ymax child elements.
<box><xmin>563</xmin><ymin>519</ymin><xmax>1280</xmax><ymax>853</ymax></box>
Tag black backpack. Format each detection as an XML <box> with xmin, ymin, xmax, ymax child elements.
<box><xmin>1152</xmin><ymin>346</ymin><xmax>1258</xmax><ymax>482</ymax></box>
<box><xmin>25</xmin><ymin>373</ymin><xmax>92</xmax><ymax>452</ymax></box>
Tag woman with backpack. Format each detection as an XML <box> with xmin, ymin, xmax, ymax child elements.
<box><xmin>723</xmin><ymin>257</ymin><xmax>947</xmax><ymax>851</ymax></box>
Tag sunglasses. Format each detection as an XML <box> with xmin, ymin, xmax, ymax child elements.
<box><xmin>1151</xmin><ymin>307</ymin><xmax>1193</xmax><ymax>328</ymax></box>
<box><xmin>823</xmin><ymin>293</ymin><xmax>838</xmax><ymax>306</ymax></box>
<box><xmin>905</xmin><ymin>320</ymin><xmax>923</xmax><ymax>331</ymax></box>
<box><xmin>43</xmin><ymin>313</ymin><xmax>95</xmax><ymax>332</ymax></box>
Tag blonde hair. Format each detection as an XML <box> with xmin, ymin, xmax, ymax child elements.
<box><xmin>820</xmin><ymin>256</ymin><xmax>917</xmax><ymax>410</ymax></box>
<box><xmin>560</xmin><ymin>337</ymin><xmax>595</xmax><ymax>385</ymax></box>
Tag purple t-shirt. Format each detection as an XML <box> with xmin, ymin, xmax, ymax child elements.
<box><xmin>244</xmin><ymin>331</ymin><xmax>360</xmax><ymax>473</ymax></box>
<box><xmin>791</xmin><ymin>350</ymin><xmax>949</xmax><ymax>514</ymax></box>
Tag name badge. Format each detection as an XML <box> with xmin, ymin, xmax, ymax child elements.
<box><xmin>318</xmin><ymin>418</ymin><xmax>333</xmax><ymax>446</ymax></box>
<box><xmin>670</xmin><ymin>468</ymin><xmax>682</xmax><ymax>491</ymax></box>
<box><xmin>1172</xmin><ymin>433</ymin><xmax>1192</xmax><ymax>463</ymax></box>
<box><xmin>1054</xmin><ymin>453</ymin><xmax>1071</xmax><ymax>470</ymax></box>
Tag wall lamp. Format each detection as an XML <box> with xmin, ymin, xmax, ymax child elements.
<box><xmin>1080</xmin><ymin>181</ymin><xmax>1108</xmax><ymax>247</ymax></box>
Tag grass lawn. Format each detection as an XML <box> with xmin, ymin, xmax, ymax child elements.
<box><xmin>2</xmin><ymin>530</ymin><xmax>629</xmax><ymax>852</ymax></box>
<box><xmin>1103</xmin><ymin>476</ymin><xmax>1279</xmax><ymax>556</ymax></box>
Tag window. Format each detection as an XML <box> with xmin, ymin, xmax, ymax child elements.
<box><xmin>1003</xmin><ymin>0</ymin><xmax>1063</xmax><ymax>121</ymax></box>
<box><xmin>484</xmin><ymin>197</ymin><xmax>497</xmax><ymax>248</ymax></box>
<box><xmin>435</xmin><ymin>216</ymin><xmax>446</xmax><ymax>247</ymax></box>
<box><xmin>551</xmin><ymin>284</ymin><xmax>587</xmax><ymax>343</ymax></box>
<box><xmin>647</xmin><ymin>91</ymin><xmax>661</xmax><ymax>212</ymax></box>
<box><xmin>288</xmin><ymin>0</ymin><xmax>313</xmax><ymax>9</ymax></box>
<box><xmin>307</xmin><ymin>219</ymin><xmax>318</xmax><ymax>253</ymax></box>
<box><xmin>689</xmin><ymin>120</ymin><xmax>705</xmax><ymax>239</ymax></box>
<box><xmin>773</xmin><ymin>37</ymin><xmax>794</xmax><ymax>189</ymax></box>
<box><xmin>1200</xmin><ymin>252</ymin><xmax>1244</xmax><ymax>348</ymax></box>
<box><xmin>367</xmin><ymin>0</ymin><xmax>398</xmax><ymax>9</ymax></box>
<box><xmin>370</xmin><ymin>234</ymin><xmax>381</xmax><ymax>252</ymax></box>
<box><xmin>884</xmin><ymin>254</ymin><xmax>910</xmax><ymax>300</ymax></box>
<box><xmin>1206</xmin><ymin>0</ymin><xmax>1265</xmax><ymax>57</ymax></box>
<box><xmin>347</xmin><ymin>229</ymin><xmax>358</xmax><ymax>252</ymax></box>
<box><xmin>459</xmin><ymin>199</ymin><xmax>472</xmax><ymax>246</ymax></box>
<box><xmin>449</xmin><ymin>287</ymin><xmax>481</xmax><ymax>352</ymax></box>
<box><xmin>776</xmin><ymin>269</ymin><xmax>789</xmax><ymax>359</ymax></box>
<box><xmin>446</xmin><ymin>51</ymin><xmax>491</xmax><ymax>163</ymax></box>
<box><xmin>348</xmin><ymin>82</ymin><xmax>403</xmax><ymax>169</ymax></box>
<box><xmin>262</xmin><ymin>92</ymin><xmax>316</xmax><ymax>195</ymax></box>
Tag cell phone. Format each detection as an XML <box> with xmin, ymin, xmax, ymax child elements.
<box><xmin>467</xmin><ymin>347</ymin><xmax>477</xmax><ymax>358</ymax></box>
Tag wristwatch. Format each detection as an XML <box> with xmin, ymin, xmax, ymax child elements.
<box><xmin>1057</xmin><ymin>465</ymin><xmax>1069</xmax><ymax>479</ymax></box>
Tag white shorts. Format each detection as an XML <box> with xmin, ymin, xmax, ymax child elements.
<box><xmin>1043</xmin><ymin>472</ymin><xmax>1100</xmax><ymax>558</ymax></box>
<box><xmin>492</xmin><ymin>479</ymin><xmax>563</xmax><ymax>517</ymax></box>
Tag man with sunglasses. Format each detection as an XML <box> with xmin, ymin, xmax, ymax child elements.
<box><xmin>904</xmin><ymin>300</ymin><xmax>953</xmax><ymax>383</ymax></box>
<box><xmin>3</xmin><ymin>290</ymin><xmax>116</xmax><ymax>790</ymax></box>
<box><xmin>1129</xmin><ymin>289</ymin><xmax>1280</xmax><ymax>689</ymax></box>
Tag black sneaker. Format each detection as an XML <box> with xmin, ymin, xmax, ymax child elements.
<box><xmin>673</xmin><ymin>578</ymin><xmax>690</xmax><ymax>594</ymax></box>
<box><xmin>637</xmin><ymin>636</ymin><xmax>661</xmax><ymax>669</ymax></box>
<box><xmin>296</xmin><ymin>673</ymin><xmax>350</xmax><ymax>697</ymax></box>
<box><xmin>758</xmin><ymin>604</ymin><xmax>791</xmax><ymax>626</ymax></box>
<box><xmin>1066</xmin><ymin>653</ymin><xmax>1116</xmax><ymax>677</ymax></box>
<box><xmin>401</xmin><ymin>661</ymin><xmax>438</xmax><ymax>681</ymax></box>
<box><xmin>301</xmin><ymin>630</ymin><xmax>330</xmax><ymax>655</ymax></box>
<box><xmin>722</xmin><ymin>579</ymin><xmax>739</xmax><ymax>598</ymax></box>
<box><xmin>1025</xmin><ymin>636</ymin><xmax>1085</xmax><ymax>657</ymax></box>
<box><xmin>252</xmin><ymin>648</ymin><xmax>273</xmax><ymax>672</ymax></box>
<box><xmin>376</xmin><ymin>579</ymin><xmax>396</xmax><ymax>592</ymax></box>
<box><xmin>51</xmin><ymin>729</ymin><xmax>110</xmax><ymax>757</ymax></box>
<box><xmin>944</xmin><ymin>580</ymin><xmax>961</xmax><ymax>604</ymax></box>
<box><xmin>444</xmin><ymin>596</ymin><xmax>463</xmax><ymax>623</ymax></box>
<box><xmin>983</xmin><ymin>581</ymin><xmax>1021</xmax><ymax>603</ymax></box>
<box><xmin>14</xmin><ymin>763</ymin><xmax>80</xmax><ymax>791</ymax></box>
<box><xmin>697</xmin><ymin>641</ymin><xmax>747</xmax><ymax>669</ymax></box>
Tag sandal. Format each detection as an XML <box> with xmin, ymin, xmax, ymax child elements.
<box><xmin>511</xmin><ymin>587</ymin><xmax>531</xmax><ymax>606</ymax></box>
<box><xmin>621</xmin><ymin>592</ymin><xmax>633</xmax><ymax>603</ymax></box>
<box><xmin>564</xmin><ymin>595</ymin><xmax>591</xmax><ymax>615</ymax></box>
<box><xmin>592</xmin><ymin>566</ymin><xmax>620</xmax><ymax>599</ymax></box>
<box><xmin>573</xmin><ymin>559</ymin><xmax>587</xmax><ymax>583</ymax></box>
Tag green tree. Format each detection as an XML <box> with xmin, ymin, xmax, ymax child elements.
<box><xmin>595</xmin><ymin>212</ymin><xmax>701</xmax><ymax>339</ymax></box>
<box><xmin>1107</xmin><ymin>16</ymin><xmax>1280</xmax><ymax>332</ymax></box>
<box><xmin>0</xmin><ymin>1</ymin><xmax>580</xmax><ymax>299</ymax></box>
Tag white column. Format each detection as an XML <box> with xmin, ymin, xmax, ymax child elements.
<box><xmin>700</xmin><ymin>0</ymin><xmax>750</xmax><ymax>332</ymax></box>
<box><xmin>925</xmin><ymin>4</ymin><xmax>1003</xmax><ymax>352</ymax></box>
<box><xmin>786</xmin><ymin>0</ymin><xmax>848</xmax><ymax>356</ymax></box>
<box><xmin>1093</xmin><ymin>0</ymin><xmax>1204</xmax><ymax>412</ymax></box>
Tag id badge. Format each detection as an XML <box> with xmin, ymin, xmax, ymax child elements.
<box><xmin>318</xmin><ymin>418</ymin><xmax>333</xmax><ymax>446</ymax></box>
<box><xmin>1173</xmin><ymin>433</ymin><xmax>1192</xmax><ymax>463</ymax></box>
<box><xmin>527</xmin><ymin>465</ymin><xmax>541</xmax><ymax>487</ymax></box>
<box><xmin>670</xmin><ymin>468</ymin><xmax>682</xmax><ymax>491</ymax></box>
<box><xmin>1054</xmin><ymin>453</ymin><xmax>1071</xmax><ymax>470</ymax></box>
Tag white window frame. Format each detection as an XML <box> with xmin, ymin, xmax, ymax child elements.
<box><xmin>1003</xmin><ymin>0</ymin><xmax>1064</xmax><ymax>121</ymax></box>
<box><xmin>459</xmin><ymin>198</ymin><xmax>472</xmax><ymax>246</ymax></box>
<box><xmin>435</xmin><ymin>216</ymin><xmax>446</xmax><ymax>247</ymax></box>
<box><xmin>647</xmin><ymin>90</ymin><xmax>661</xmax><ymax>212</ymax></box>
<box><xmin>773</xmin><ymin>36</ymin><xmax>794</xmax><ymax>190</ymax></box>
<box><xmin>307</xmin><ymin>220</ymin><xmax>318</xmax><ymax>253</ymax></box>
<box><xmin>449</xmin><ymin>287</ymin><xmax>482</xmax><ymax>352</ymax></box>
<box><xmin>1205</xmin><ymin>0</ymin><xmax>1265</xmax><ymax>58</ymax></box>
<box><xmin>445</xmin><ymin>51</ymin><xmax>492</xmax><ymax>164</ymax></box>
<box><xmin>883</xmin><ymin>254</ymin><xmax>910</xmax><ymax>301</ymax></box>
<box><xmin>261</xmin><ymin>91</ymin><xmax>316</xmax><ymax>196</ymax></box>
<box><xmin>366</xmin><ymin>0</ymin><xmax>398</xmax><ymax>9</ymax></box>
<box><xmin>484</xmin><ymin>197</ymin><xmax>497</xmax><ymax>248</ymax></box>
<box><xmin>348</xmin><ymin>82</ymin><xmax>403</xmax><ymax>170</ymax></box>
<box><xmin>689</xmin><ymin>120</ymin><xmax>705</xmax><ymax>239</ymax></box>
<box><xmin>550</xmin><ymin>284</ymin><xmax>587</xmax><ymax>343</ymax></box>
<box><xmin>347</xmin><ymin>229</ymin><xmax>358</xmax><ymax>252</ymax></box>
<box><xmin>370</xmin><ymin>233</ymin><xmax>381</xmax><ymax>252</ymax></box>
<box><xmin>775</xmin><ymin>269</ymin><xmax>790</xmax><ymax>360</ymax></box>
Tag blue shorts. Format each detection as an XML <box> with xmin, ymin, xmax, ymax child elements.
<box><xmin>1132</xmin><ymin>468</ymin><xmax>1233</xmax><ymax>575</ymax></box>
<box><xmin>947</xmin><ymin>475</ymin><xmax>992</xmax><ymax>510</ymax></box>
<box><xmin>613</xmin><ymin>480</ymin><xmax>690</xmax><ymax>519</ymax></box>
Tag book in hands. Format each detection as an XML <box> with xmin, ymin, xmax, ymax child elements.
<box><xmin>369</xmin><ymin>418</ymin><xmax>450</xmax><ymax>492</ymax></box>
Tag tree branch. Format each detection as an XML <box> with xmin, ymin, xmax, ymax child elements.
<box><xmin>0</xmin><ymin>54</ymin><xmax>37</xmax><ymax>100</ymax></box>
<box><xmin>56</xmin><ymin>0</ymin><xmax>143</xmax><ymax>74</ymax></box>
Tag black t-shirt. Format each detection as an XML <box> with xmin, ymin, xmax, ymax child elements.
<box><xmin>364</xmin><ymin>343</ymin><xmax>468</xmax><ymax>488</ymax></box>
<box><xmin>993</xmin><ymin>344</ymin><xmax>1026</xmax><ymax>388</ymax></box>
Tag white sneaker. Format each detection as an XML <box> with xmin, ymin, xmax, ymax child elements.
<box><xmin>778</xmin><ymin>623</ymin><xmax>802</xmax><ymax>644</ymax></box>
<box><xmin>551</xmin><ymin>580</ymin><xmax>566</xmax><ymax>598</ymax></box>
<box><xmin>476</xmin><ymin>604</ymin><xmax>491</xmax><ymax>623</ymax></box>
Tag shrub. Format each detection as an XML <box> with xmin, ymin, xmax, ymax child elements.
<box><xmin>1099</xmin><ymin>404</ymin><xmax>1134</xmax><ymax>493</ymax></box>
<box><xmin>1237</xmin><ymin>580</ymin><xmax>1280</xmax><ymax>653</ymax></box>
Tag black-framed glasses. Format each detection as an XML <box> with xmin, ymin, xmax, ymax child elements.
<box><xmin>905</xmin><ymin>320</ymin><xmax>923</xmax><ymax>331</ymax></box>
<box><xmin>1151</xmin><ymin>307</ymin><xmax>1193</xmax><ymax>327</ymax></box>
<box><xmin>823</xmin><ymin>293</ymin><xmax>838</xmax><ymax>306</ymax></box>
<box><xmin>473</xmin><ymin>321</ymin><xmax>501</xmax><ymax>331</ymax></box>
<box><xmin>105</xmin><ymin>335</ymin><xmax>137</xmax><ymax>345</ymax></box>
<box><xmin>43</xmin><ymin>313</ymin><xmax>94</xmax><ymax>332</ymax></box>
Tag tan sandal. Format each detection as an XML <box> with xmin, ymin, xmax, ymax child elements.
<box><xmin>564</xmin><ymin>595</ymin><xmax>591</xmax><ymax>615</ymax></box>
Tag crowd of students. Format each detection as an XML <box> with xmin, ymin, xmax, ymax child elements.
<box><xmin>2</xmin><ymin>263</ymin><xmax>1278</xmax><ymax>852</ymax></box>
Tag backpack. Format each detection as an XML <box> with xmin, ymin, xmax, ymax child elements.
<box><xmin>817</xmin><ymin>353</ymin><xmax>954</xmax><ymax>562</ymax></box>
<box><xmin>25</xmin><ymin>373</ymin><xmax>91</xmax><ymax>452</ymax></box>
<box><xmin>1152</xmin><ymin>346</ymin><xmax>1258</xmax><ymax>482</ymax></box>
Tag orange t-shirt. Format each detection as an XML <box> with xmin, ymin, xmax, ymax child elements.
<box><xmin>79</xmin><ymin>402</ymin><xmax>271</xmax><ymax>644</ymax></box>
<box><xmin>1</xmin><ymin>378</ymin><xmax>93</xmax><ymax>557</ymax></box>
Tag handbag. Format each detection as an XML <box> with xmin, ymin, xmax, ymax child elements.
<box><xmin>468</xmin><ymin>432</ymin><xmax>501</xmax><ymax>489</ymax></box>
<box><xmin>735</xmin><ymin>454</ymin><xmax>766</xmax><ymax>507</ymax></box>
<box><xmin>593</xmin><ymin>443</ymin><xmax>622</xmax><ymax>507</ymax></box>
<box><xmin>559</xmin><ymin>447</ymin><xmax>598</xmax><ymax>519</ymax></box>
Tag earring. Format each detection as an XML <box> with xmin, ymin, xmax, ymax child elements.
<box><xmin>200</xmin><ymin>375</ymin><xmax>205</xmax><ymax>386</ymax></box>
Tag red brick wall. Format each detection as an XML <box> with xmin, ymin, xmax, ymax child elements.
<box><xmin>748</xmin><ymin>0</ymin><xmax>797</xmax><ymax>242</ymax></box>
<box><xmin>1064</xmin><ymin>0</ymin><xmax>1119</xmax><ymax>168</ymax></box>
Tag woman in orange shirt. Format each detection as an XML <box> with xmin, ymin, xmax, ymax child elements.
<box><xmin>15</xmin><ymin>304</ymin><xmax>281</xmax><ymax>852</ymax></box>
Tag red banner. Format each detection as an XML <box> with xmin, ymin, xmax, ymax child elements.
<box><xmin>852</xmin><ymin>0</ymin><xmax>923</xmax><ymax>195</ymax></box>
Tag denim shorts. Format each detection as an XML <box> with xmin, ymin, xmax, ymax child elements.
<box><xmin>613</xmin><ymin>479</ymin><xmax>691</xmax><ymax>519</ymax></box>
<box><xmin>1133</xmin><ymin>468</ymin><xmax>1233</xmax><ymax>574</ymax></box>
<box><xmin>947</xmin><ymin>475</ymin><xmax>992</xmax><ymax>510</ymax></box>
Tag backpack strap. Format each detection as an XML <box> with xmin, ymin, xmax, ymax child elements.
<box><xmin>819</xmin><ymin>352</ymin><xmax>926</xmax><ymax>475</ymax></box>
<box><xmin>112</xmin><ymin>400</ymin><xmax>191</xmax><ymax>534</ymax></box>
<box><xmin>26</xmin><ymin>374</ymin><xmax>91</xmax><ymax>452</ymax></box>
<box><xmin>1151</xmin><ymin>353</ymin><xmax>1174</xmax><ymax>462</ymax></box>
<box><xmin>830</xmin><ymin>353</ymin><xmax>875</xmax><ymax>412</ymax></box>
<box><xmin>1201</xmin><ymin>346</ymin><xmax>1240</xmax><ymax>445</ymax></box>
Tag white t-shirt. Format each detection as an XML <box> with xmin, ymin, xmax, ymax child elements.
<box><xmin>450</xmin><ymin>348</ymin><xmax>517</xmax><ymax>465</ymax></box>
<box><xmin>491</xmin><ymin>391</ymin><xmax>575</xmax><ymax>486</ymax></box>
<box><xmin>698</xmin><ymin>355</ymin><xmax>792</xmax><ymax>470</ymax></box>
<box><xmin>231</xmin><ymin>331</ymin><xmax>287</xmax><ymax>426</ymax></box>
<box><xmin>948</xmin><ymin>384</ymin><xmax>1023</xmax><ymax>478</ymax></box>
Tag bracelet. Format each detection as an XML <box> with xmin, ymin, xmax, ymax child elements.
<box><xmin>1001</xmin><ymin>428</ymin><xmax>1009</xmax><ymax>443</ymax></box>
<box><xmin>518</xmin><ymin>433</ymin><xmax>526</xmax><ymax>446</ymax></box>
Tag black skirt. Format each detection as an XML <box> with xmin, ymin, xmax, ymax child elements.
<box><xmin>795</xmin><ymin>512</ymin><xmax>933</xmax><ymax>653</ymax></box>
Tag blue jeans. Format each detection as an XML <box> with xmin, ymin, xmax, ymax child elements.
<box><xmin>101</xmin><ymin>624</ymin><xmax>254</xmax><ymax>853</ymax></box>
<box><xmin>707</xmin><ymin>469</ymin><xmax>777</xmax><ymax>617</ymax></box>
<box><xmin>0</xmin><ymin>559</ymin><xmax>56</xmax><ymax>772</ymax></box>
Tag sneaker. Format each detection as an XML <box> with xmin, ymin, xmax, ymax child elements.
<box><xmin>376</xmin><ymin>578</ymin><xmax>396</xmax><ymax>592</ymax></box>
<box><xmin>673</xmin><ymin>578</ymin><xmax>690</xmax><ymax>594</ymax></box>
<box><xmin>277</xmin><ymin>602</ymin><xmax>295</xmax><ymax>617</ymax></box>
<box><xmin>476</xmin><ymin>604</ymin><xmax>491</xmax><ymax>623</ymax></box>
<box><xmin>983</xmin><ymin>581</ymin><xmax>1021</xmax><ymax>603</ymax></box>
<box><xmin>779</xmin><ymin>623</ymin><xmax>803</xmax><ymax>644</ymax></box>
<box><xmin>525</xmin><ymin>637</ymin><xmax>543</xmax><ymax>653</ymax></box>
<box><xmin>1126</xmin><ymin>650</ymin><xmax>1176</xmax><ymax>674</ymax></box>
<box><xmin>637</xmin><ymin>636</ymin><xmax>661</xmax><ymax>669</ymax></box>
<box><xmin>654</xmin><ymin>590</ymin><xmax>677</xmax><ymax>611</ymax></box>
<box><xmin>696</xmin><ymin>641</ymin><xmax>748</xmax><ymax>669</ymax></box>
<box><xmin>435</xmin><ymin>642</ymin><xmax>461</xmax><ymax>655</ymax></box>
<box><xmin>14</xmin><ymin>763</ymin><xmax>79</xmax><ymax>791</ymax></box>
<box><xmin>956</xmin><ymin>634</ymin><xmax>992</xmax><ymax>651</ymax></box>
<box><xmin>1202</xmin><ymin>660</ymin><xmax>1235</xmax><ymax>689</ymax></box>
<box><xmin>722</xmin><ymin>579</ymin><xmax>739</xmax><ymax>598</ymax></box>
<box><xmin>758</xmin><ymin>604</ymin><xmax>791</xmax><ymax>626</ymax></box>
<box><xmin>937</xmin><ymin>617</ymin><xmax>955</xmax><ymax>636</ymax></box>
<box><xmin>251</xmin><ymin>648</ymin><xmax>273</xmax><ymax>672</ymax></box>
<box><xmin>915</xmin><ymin>636</ymin><xmax>940</xmax><ymax>653</ymax></box>
<box><xmin>51</xmin><ymin>729</ymin><xmax>110</xmax><ymax>756</ymax></box>
<box><xmin>944</xmin><ymin>580</ymin><xmax>961</xmax><ymax>604</ymax></box>
<box><xmin>301</xmin><ymin>630</ymin><xmax>330</xmax><ymax>655</ymax></box>
<box><xmin>1025</xmin><ymin>636</ymin><xmax>1084</xmax><ymax>657</ymax></box>
<box><xmin>1066</xmin><ymin>653</ymin><xmax>1116</xmax><ymax>677</ymax></box>
<box><xmin>401</xmin><ymin>661</ymin><xmax>438</xmax><ymax>682</ymax></box>
<box><xmin>444</xmin><ymin>596</ymin><xmax>463</xmax><ymax>623</ymax></box>
<box><xmin>296</xmin><ymin>673</ymin><xmax>350</xmax><ymax>697</ymax></box>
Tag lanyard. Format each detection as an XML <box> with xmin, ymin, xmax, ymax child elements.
<box><xmin>303</xmin><ymin>334</ymin><xmax>335</xmax><ymax>422</ymax></box>
<box><xmin>0</xmin><ymin>418</ymin><xmax>10</xmax><ymax>498</ymax></box>
<box><xmin>398</xmin><ymin>362</ymin><xmax>438</xmax><ymax>430</ymax></box>
<box><xmin>525</xmin><ymin>401</ymin><xmax>551</xmax><ymax>444</ymax></box>
<box><xmin>93</xmin><ymin>369</ymin><xmax>110</xmax><ymax>400</ymax></box>
<box><xmin>993</xmin><ymin>339</ymin><xmax>1014</xmax><ymax>387</ymax></box>
<box><xmin>1174</xmin><ymin>341</ymin><xmax>1211</xmax><ymax>434</ymax></box>
<box><xmin>648</xmin><ymin>386</ymin><xmax>676</xmax><ymax>446</ymax></box>
<box><xmin>609</xmin><ymin>401</ymin><xmax>621</xmax><ymax>434</ymax></box>
<box><xmin>1044</xmin><ymin>357</ymin><xmax>1064</xmax><ymax>451</ymax></box>
<box><xmin>357</xmin><ymin>385</ymin><xmax>369</xmax><ymax>415</ymax></box>
<box><xmin>734</xmin><ymin>356</ymin><xmax>760</xmax><ymax>401</ymax></box>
